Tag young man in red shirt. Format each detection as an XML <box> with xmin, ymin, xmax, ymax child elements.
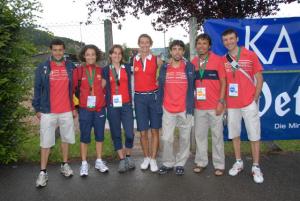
<box><xmin>133</xmin><ymin>34</ymin><xmax>162</xmax><ymax>172</ymax></box>
<box><xmin>157</xmin><ymin>40</ymin><xmax>195</xmax><ymax>175</ymax></box>
<box><xmin>192</xmin><ymin>34</ymin><xmax>226</xmax><ymax>176</ymax></box>
<box><xmin>32</xmin><ymin>39</ymin><xmax>76</xmax><ymax>187</ymax></box>
<box><xmin>222</xmin><ymin>29</ymin><xmax>264</xmax><ymax>183</ymax></box>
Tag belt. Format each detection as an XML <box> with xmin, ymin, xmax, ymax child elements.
<box><xmin>134</xmin><ymin>89</ymin><xmax>158</xmax><ymax>95</ymax></box>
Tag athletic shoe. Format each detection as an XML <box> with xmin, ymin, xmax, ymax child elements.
<box><xmin>140</xmin><ymin>157</ymin><xmax>150</xmax><ymax>170</ymax></box>
<box><xmin>60</xmin><ymin>163</ymin><xmax>74</xmax><ymax>177</ymax></box>
<box><xmin>228</xmin><ymin>160</ymin><xmax>244</xmax><ymax>176</ymax></box>
<box><xmin>95</xmin><ymin>159</ymin><xmax>109</xmax><ymax>173</ymax></box>
<box><xmin>158</xmin><ymin>165</ymin><xmax>173</xmax><ymax>175</ymax></box>
<box><xmin>80</xmin><ymin>163</ymin><xmax>89</xmax><ymax>176</ymax></box>
<box><xmin>118</xmin><ymin>159</ymin><xmax>127</xmax><ymax>173</ymax></box>
<box><xmin>36</xmin><ymin>171</ymin><xmax>48</xmax><ymax>187</ymax></box>
<box><xmin>150</xmin><ymin>159</ymin><xmax>158</xmax><ymax>172</ymax></box>
<box><xmin>125</xmin><ymin>156</ymin><xmax>135</xmax><ymax>170</ymax></box>
<box><xmin>252</xmin><ymin>166</ymin><xmax>264</xmax><ymax>184</ymax></box>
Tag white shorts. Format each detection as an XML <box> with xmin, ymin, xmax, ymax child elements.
<box><xmin>40</xmin><ymin>112</ymin><xmax>75</xmax><ymax>148</ymax></box>
<box><xmin>228</xmin><ymin>101</ymin><xmax>261</xmax><ymax>141</ymax></box>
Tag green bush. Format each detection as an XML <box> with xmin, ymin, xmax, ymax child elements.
<box><xmin>0</xmin><ymin>0</ymin><xmax>39</xmax><ymax>164</ymax></box>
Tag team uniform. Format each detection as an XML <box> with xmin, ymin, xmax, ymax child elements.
<box><xmin>73</xmin><ymin>64</ymin><xmax>106</xmax><ymax>144</ymax></box>
<box><xmin>223</xmin><ymin>47</ymin><xmax>263</xmax><ymax>141</ymax></box>
<box><xmin>133</xmin><ymin>54</ymin><xmax>162</xmax><ymax>131</ymax></box>
<box><xmin>157</xmin><ymin>60</ymin><xmax>194</xmax><ymax>174</ymax></box>
<box><xmin>192</xmin><ymin>52</ymin><xmax>225</xmax><ymax>171</ymax></box>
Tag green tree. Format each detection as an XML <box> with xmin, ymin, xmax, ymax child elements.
<box><xmin>0</xmin><ymin>0</ymin><xmax>40</xmax><ymax>164</ymax></box>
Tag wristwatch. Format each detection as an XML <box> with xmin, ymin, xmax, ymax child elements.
<box><xmin>218</xmin><ymin>98</ymin><xmax>225</xmax><ymax>105</ymax></box>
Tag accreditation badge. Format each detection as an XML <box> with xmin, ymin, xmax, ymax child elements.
<box><xmin>196</xmin><ymin>87</ymin><xmax>206</xmax><ymax>100</ymax></box>
<box><xmin>87</xmin><ymin>96</ymin><xmax>96</xmax><ymax>108</ymax></box>
<box><xmin>113</xmin><ymin>95</ymin><xmax>122</xmax><ymax>107</ymax></box>
<box><xmin>228</xmin><ymin>83</ymin><xmax>239</xmax><ymax>97</ymax></box>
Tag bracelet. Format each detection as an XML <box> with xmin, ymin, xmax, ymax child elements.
<box><xmin>218</xmin><ymin>98</ymin><xmax>225</xmax><ymax>105</ymax></box>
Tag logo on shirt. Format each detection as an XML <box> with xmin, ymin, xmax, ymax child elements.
<box><xmin>135</xmin><ymin>67</ymin><xmax>139</xmax><ymax>72</ymax></box>
<box><xmin>110</xmin><ymin>76</ymin><xmax>113</xmax><ymax>81</ymax></box>
<box><xmin>97</xmin><ymin>74</ymin><xmax>101</xmax><ymax>80</ymax></box>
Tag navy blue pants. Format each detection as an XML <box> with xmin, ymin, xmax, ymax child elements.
<box><xmin>134</xmin><ymin>92</ymin><xmax>162</xmax><ymax>131</ymax></box>
<box><xmin>79</xmin><ymin>107</ymin><xmax>106</xmax><ymax>143</ymax></box>
<box><xmin>107</xmin><ymin>103</ymin><xmax>134</xmax><ymax>151</ymax></box>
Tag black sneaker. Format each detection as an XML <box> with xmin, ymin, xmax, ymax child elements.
<box><xmin>158</xmin><ymin>165</ymin><xmax>173</xmax><ymax>175</ymax></box>
<box><xmin>175</xmin><ymin>166</ymin><xmax>184</xmax><ymax>176</ymax></box>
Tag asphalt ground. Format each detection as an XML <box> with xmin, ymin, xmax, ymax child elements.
<box><xmin>1</xmin><ymin>152</ymin><xmax>300</xmax><ymax>201</ymax></box>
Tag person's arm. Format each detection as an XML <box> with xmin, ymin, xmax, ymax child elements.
<box><xmin>32</xmin><ymin>65</ymin><xmax>42</xmax><ymax>120</ymax></box>
<box><xmin>215</xmin><ymin>77</ymin><xmax>226</xmax><ymax>116</ymax></box>
<box><xmin>254</xmin><ymin>72</ymin><xmax>263</xmax><ymax>102</ymax></box>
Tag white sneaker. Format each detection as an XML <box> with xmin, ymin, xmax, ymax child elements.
<box><xmin>150</xmin><ymin>159</ymin><xmax>158</xmax><ymax>172</ymax></box>
<box><xmin>36</xmin><ymin>171</ymin><xmax>48</xmax><ymax>187</ymax></box>
<box><xmin>80</xmin><ymin>163</ymin><xmax>89</xmax><ymax>177</ymax></box>
<box><xmin>229</xmin><ymin>160</ymin><xmax>244</xmax><ymax>176</ymax></box>
<box><xmin>252</xmin><ymin>166</ymin><xmax>264</xmax><ymax>184</ymax></box>
<box><xmin>140</xmin><ymin>157</ymin><xmax>150</xmax><ymax>170</ymax></box>
<box><xmin>95</xmin><ymin>159</ymin><xmax>109</xmax><ymax>173</ymax></box>
<box><xmin>60</xmin><ymin>163</ymin><xmax>74</xmax><ymax>177</ymax></box>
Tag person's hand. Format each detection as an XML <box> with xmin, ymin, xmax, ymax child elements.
<box><xmin>102</xmin><ymin>79</ymin><xmax>106</xmax><ymax>88</ymax></box>
<box><xmin>72</xmin><ymin>110</ymin><xmax>78</xmax><ymax>118</ymax></box>
<box><xmin>215</xmin><ymin>103</ymin><xmax>224</xmax><ymax>116</ymax></box>
<box><xmin>36</xmin><ymin>112</ymin><xmax>41</xmax><ymax>120</ymax></box>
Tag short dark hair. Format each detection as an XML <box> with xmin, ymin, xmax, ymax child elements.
<box><xmin>108</xmin><ymin>44</ymin><xmax>124</xmax><ymax>64</ymax></box>
<box><xmin>138</xmin><ymin>34</ymin><xmax>153</xmax><ymax>46</ymax></box>
<box><xmin>222</xmin><ymin>29</ymin><xmax>238</xmax><ymax>38</ymax></box>
<box><xmin>169</xmin><ymin>40</ymin><xmax>185</xmax><ymax>51</ymax></box>
<box><xmin>195</xmin><ymin>33</ymin><xmax>212</xmax><ymax>46</ymax></box>
<box><xmin>49</xmin><ymin>39</ymin><xmax>65</xmax><ymax>49</ymax></box>
<box><xmin>78</xmin><ymin>44</ymin><xmax>102</xmax><ymax>62</ymax></box>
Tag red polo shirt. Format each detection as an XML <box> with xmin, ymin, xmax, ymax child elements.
<box><xmin>133</xmin><ymin>54</ymin><xmax>158</xmax><ymax>92</ymax></box>
<box><xmin>222</xmin><ymin>47</ymin><xmax>263</xmax><ymax>108</ymax></box>
<box><xmin>192</xmin><ymin>52</ymin><xmax>225</xmax><ymax>110</ymax></box>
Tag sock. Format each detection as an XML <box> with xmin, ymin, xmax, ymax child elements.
<box><xmin>126</xmin><ymin>155</ymin><xmax>131</xmax><ymax>158</ymax></box>
<box><xmin>96</xmin><ymin>158</ymin><xmax>102</xmax><ymax>163</ymax></box>
<box><xmin>82</xmin><ymin>160</ymin><xmax>88</xmax><ymax>165</ymax></box>
<box><xmin>40</xmin><ymin>169</ymin><xmax>47</xmax><ymax>173</ymax></box>
<box><xmin>252</xmin><ymin>163</ymin><xmax>259</xmax><ymax>168</ymax></box>
<box><xmin>236</xmin><ymin>159</ymin><xmax>242</xmax><ymax>163</ymax></box>
<box><xmin>61</xmin><ymin>162</ymin><xmax>67</xmax><ymax>166</ymax></box>
<box><xmin>120</xmin><ymin>158</ymin><xmax>125</xmax><ymax>161</ymax></box>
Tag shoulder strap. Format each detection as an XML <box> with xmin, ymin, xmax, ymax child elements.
<box><xmin>226</xmin><ymin>54</ymin><xmax>255</xmax><ymax>86</ymax></box>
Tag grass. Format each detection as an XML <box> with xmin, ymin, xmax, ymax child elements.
<box><xmin>19</xmin><ymin>125</ymin><xmax>116</xmax><ymax>163</ymax></box>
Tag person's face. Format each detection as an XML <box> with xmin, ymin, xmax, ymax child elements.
<box><xmin>138</xmin><ymin>37</ymin><xmax>152</xmax><ymax>54</ymax></box>
<box><xmin>84</xmin><ymin>48</ymin><xmax>97</xmax><ymax>65</ymax></box>
<box><xmin>222</xmin><ymin>33</ymin><xmax>239</xmax><ymax>52</ymax></box>
<box><xmin>170</xmin><ymin>45</ymin><xmax>185</xmax><ymax>61</ymax></box>
<box><xmin>109</xmin><ymin>47</ymin><xmax>122</xmax><ymax>64</ymax></box>
<box><xmin>196</xmin><ymin>39</ymin><xmax>210</xmax><ymax>56</ymax></box>
<box><xmin>51</xmin><ymin>45</ymin><xmax>65</xmax><ymax>60</ymax></box>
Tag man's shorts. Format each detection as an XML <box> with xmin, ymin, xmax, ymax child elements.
<box><xmin>40</xmin><ymin>111</ymin><xmax>75</xmax><ymax>148</ymax></box>
<box><xmin>134</xmin><ymin>92</ymin><xmax>162</xmax><ymax>132</ymax></box>
<box><xmin>78</xmin><ymin>107</ymin><xmax>106</xmax><ymax>143</ymax></box>
<box><xmin>228</xmin><ymin>101</ymin><xmax>261</xmax><ymax>141</ymax></box>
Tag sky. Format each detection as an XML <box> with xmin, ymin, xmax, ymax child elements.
<box><xmin>36</xmin><ymin>0</ymin><xmax>300</xmax><ymax>50</ymax></box>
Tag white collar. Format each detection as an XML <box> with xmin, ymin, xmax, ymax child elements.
<box><xmin>135</xmin><ymin>53</ymin><xmax>152</xmax><ymax>61</ymax></box>
<box><xmin>110</xmin><ymin>64</ymin><xmax>125</xmax><ymax>69</ymax></box>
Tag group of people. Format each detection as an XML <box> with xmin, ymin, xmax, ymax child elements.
<box><xmin>32</xmin><ymin>29</ymin><xmax>264</xmax><ymax>188</ymax></box>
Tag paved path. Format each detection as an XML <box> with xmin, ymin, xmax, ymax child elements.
<box><xmin>1</xmin><ymin>152</ymin><xmax>300</xmax><ymax>201</ymax></box>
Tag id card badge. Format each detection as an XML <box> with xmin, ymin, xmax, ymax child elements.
<box><xmin>228</xmin><ymin>83</ymin><xmax>239</xmax><ymax>97</ymax></box>
<box><xmin>196</xmin><ymin>87</ymin><xmax>206</xmax><ymax>100</ymax></box>
<box><xmin>87</xmin><ymin>96</ymin><xmax>96</xmax><ymax>108</ymax></box>
<box><xmin>113</xmin><ymin>95</ymin><xmax>122</xmax><ymax>107</ymax></box>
